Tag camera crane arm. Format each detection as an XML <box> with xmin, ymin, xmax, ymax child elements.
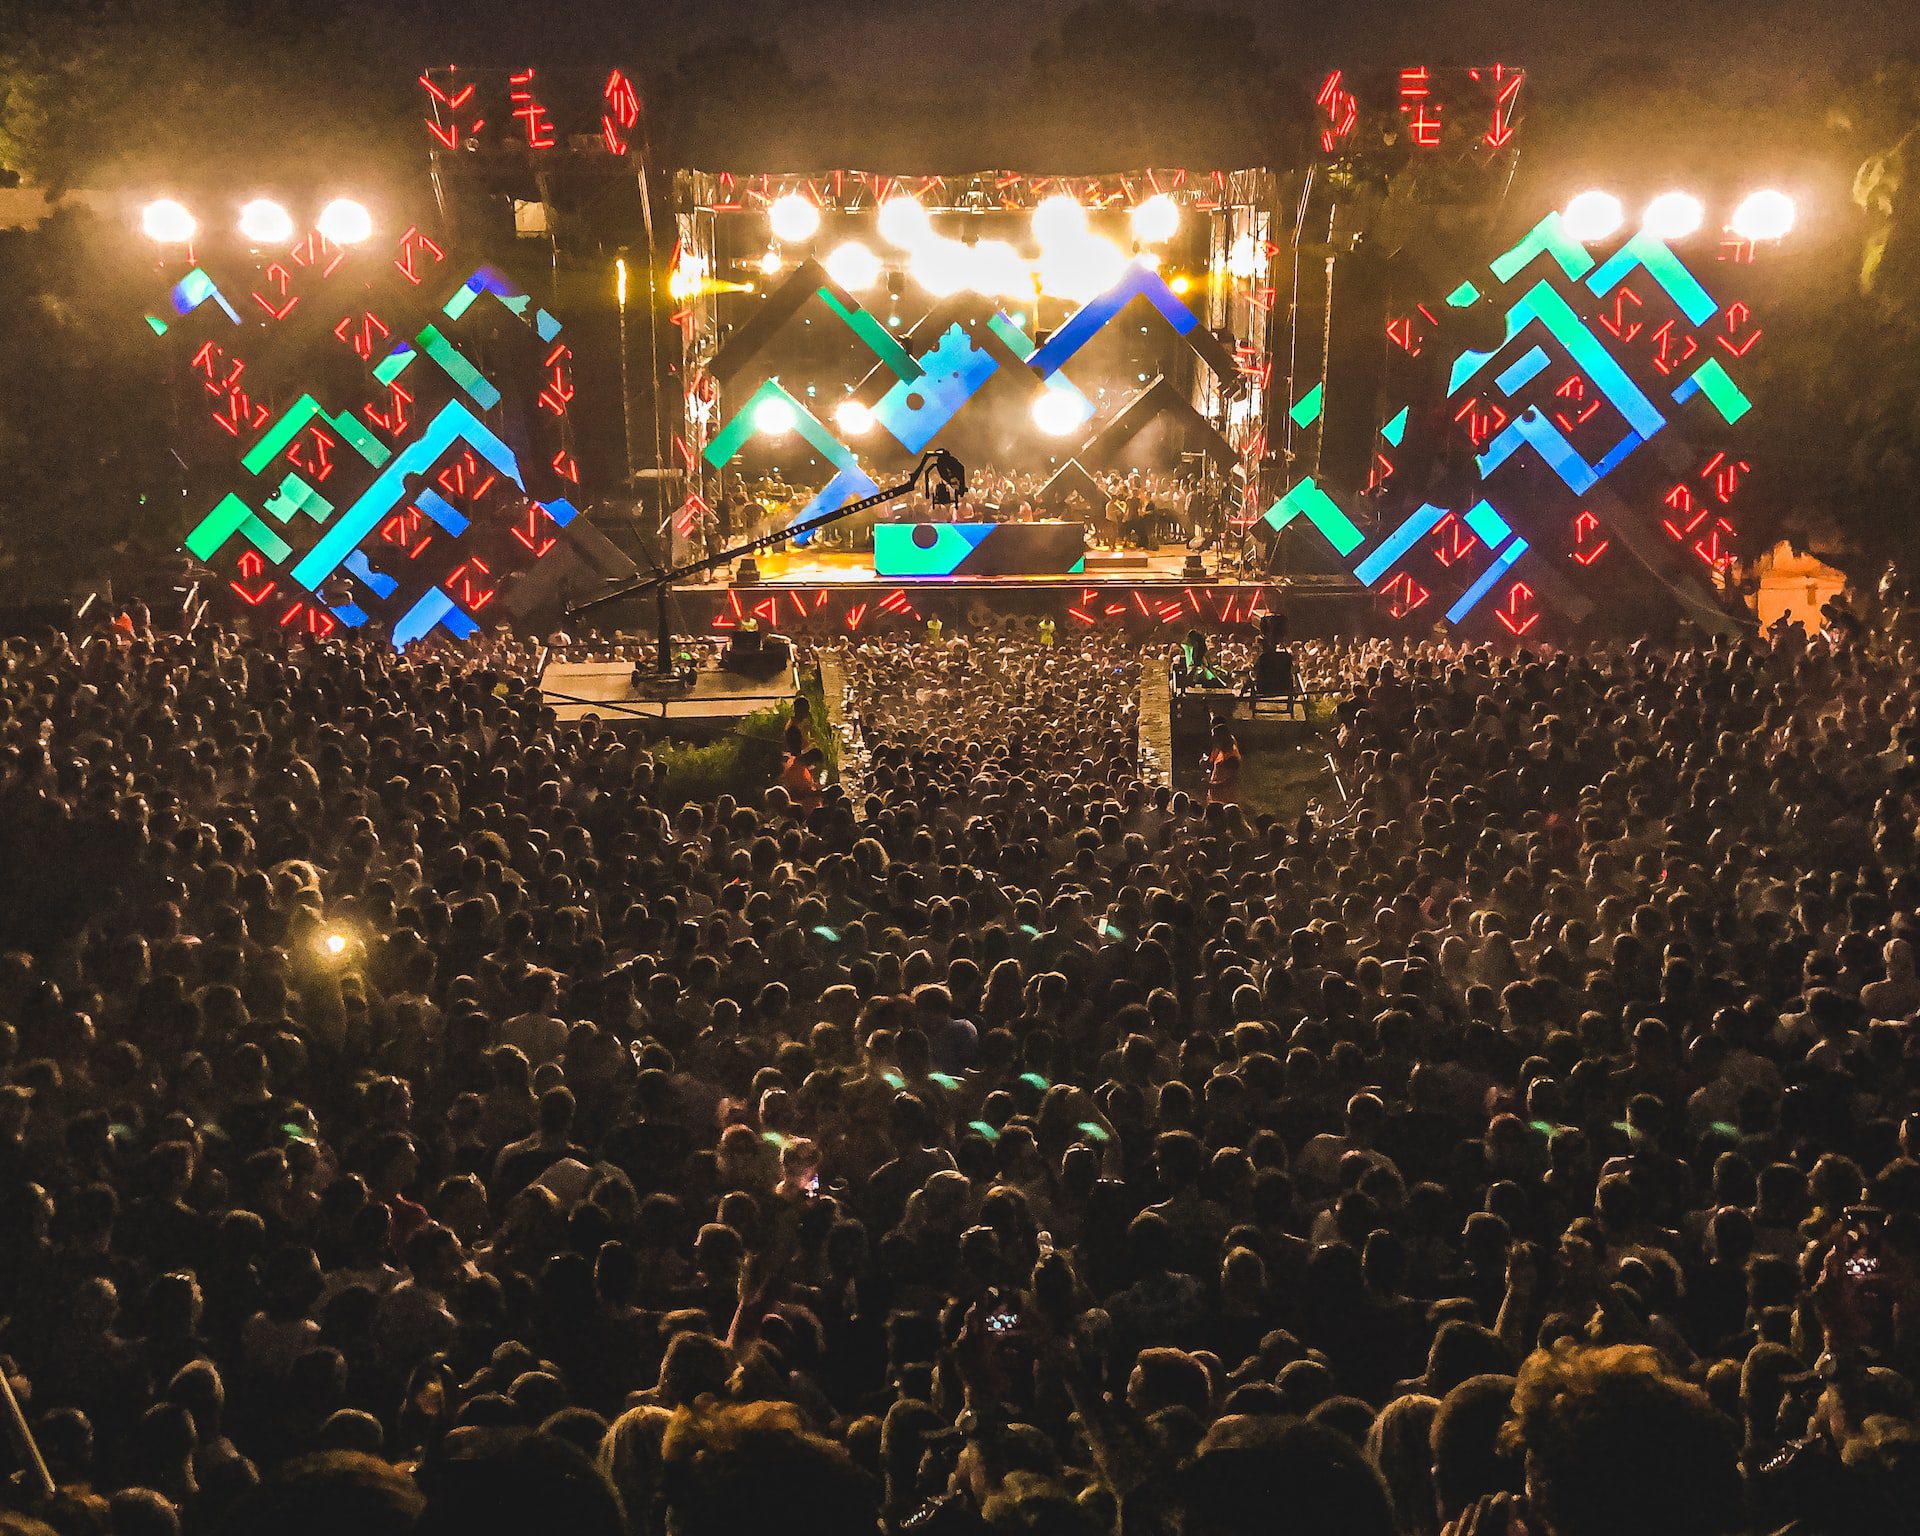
<box><xmin>566</xmin><ymin>449</ymin><xmax>965</xmax><ymax>619</ymax></box>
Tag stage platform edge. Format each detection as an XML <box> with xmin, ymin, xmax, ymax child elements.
<box><xmin>674</xmin><ymin>573</ymin><xmax>1374</xmax><ymax>640</ymax></box>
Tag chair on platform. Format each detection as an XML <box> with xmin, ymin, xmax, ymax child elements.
<box><xmin>1243</xmin><ymin>645</ymin><xmax>1306</xmax><ymax>721</ymax></box>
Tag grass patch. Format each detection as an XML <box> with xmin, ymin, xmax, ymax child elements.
<box><xmin>1237</xmin><ymin>740</ymin><xmax>1334</xmax><ymax>819</ymax></box>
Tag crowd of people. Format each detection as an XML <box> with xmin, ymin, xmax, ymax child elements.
<box><xmin>2</xmin><ymin>584</ymin><xmax>1920</xmax><ymax>1536</ymax></box>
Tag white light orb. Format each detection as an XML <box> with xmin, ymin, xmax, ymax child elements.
<box><xmin>1038</xmin><ymin>236</ymin><xmax>1128</xmax><ymax>303</ymax></box>
<box><xmin>1130</xmin><ymin>193</ymin><xmax>1180</xmax><ymax>244</ymax></box>
<box><xmin>1032</xmin><ymin>390</ymin><xmax>1087</xmax><ymax>436</ymax></box>
<box><xmin>141</xmin><ymin>198</ymin><xmax>197</xmax><ymax>244</ymax></box>
<box><xmin>754</xmin><ymin>397</ymin><xmax>798</xmax><ymax>437</ymax></box>
<box><xmin>968</xmin><ymin>238</ymin><xmax>1030</xmax><ymax>297</ymax></box>
<box><xmin>1032</xmin><ymin>193</ymin><xmax>1088</xmax><ymax>248</ymax></box>
<box><xmin>834</xmin><ymin>399</ymin><xmax>875</xmax><ymax>436</ymax></box>
<box><xmin>238</xmin><ymin>198</ymin><xmax>295</xmax><ymax>246</ymax></box>
<box><xmin>758</xmin><ymin>249</ymin><xmax>783</xmax><ymax>276</ymax></box>
<box><xmin>316</xmin><ymin>198</ymin><xmax>372</xmax><ymax>245</ymax></box>
<box><xmin>768</xmin><ymin>193</ymin><xmax>821</xmax><ymax>244</ymax></box>
<box><xmin>823</xmin><ymin>240</ymin><xmax>882</xmax><ymax>291</ymax></box>
<box><xmin>1561</xmin><ymin>190</ymin><xmax>1625</xmax><ymax>243</ymax></box>
<box><xmin>877</xmin><ymin>195</ymin><xmax>930</xmax><ymax>249</ymax></box>
<box><xmin>669</xmin><ymin>253</ymin><xmax>709</xmax><ymax>301</ymax></box>
<box><xmin>1642</xmin><ymin>191</ymin><xmax>1704</xmax><ymax>241</ymax></box>
<box><xmin>1730</xmin><ymin>189</ymin><xmax>1795</xmax><ymax>242</ymax></box>
<box><xmin>910</xmin><ymin>238</ymin><xmax>972</xmax><ymax>297</ymax></box>
<box><xmin>1226</xmin><ymin>234</ymin><xmax>1266</xmax><ymax>280</ymax></box>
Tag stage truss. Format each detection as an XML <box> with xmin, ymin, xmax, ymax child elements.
<box><xmin>663</xmin><ymin>168</ymin><xmax>1282</xmax><ymax>555</ymax></box>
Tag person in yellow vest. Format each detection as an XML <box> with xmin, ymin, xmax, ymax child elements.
<box><xmin>926</xmin><ymin>615</ymin><xmax>943</xmax><ymax>644</ymax></box>
<box><xmin>1038</xmin><ymin>617</ymin><xmax>1056</xmax><ymax>647</ymax></box>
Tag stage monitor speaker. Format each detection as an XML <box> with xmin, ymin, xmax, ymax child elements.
<box><xmin>722</xmin><ymin>629</ymin><xmax>793</xmax><ymax>678</ymax></box>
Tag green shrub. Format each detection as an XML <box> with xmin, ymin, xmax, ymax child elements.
<box><xmin>650</xmin><ymin>669</ymin><xmax>841</xmax><ymax>811</ymax></box>
<box><xmin>653</xmin><ymin>703</ymin><xmax>788</xmax><ymax>810</ymax></box>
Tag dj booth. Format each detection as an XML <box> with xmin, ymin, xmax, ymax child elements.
<box><xmin>873</xmin><ymin>520</ymin><xmax>1086</xmax><ymax>578</ymax></box>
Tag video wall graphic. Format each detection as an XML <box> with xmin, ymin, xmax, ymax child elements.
<box><xmin>694</xmin><ymin>255</ymin><xmax>1248</xmax><ymax>536</ymax></box>
<box><xmin>1273</xmin><ymin>209</ymin><xmax>1760</xmax><ymax>633</ymax></box>
<box><xmin>147</xmin><ymin>227</ymin><xmax>590</xmax><ymax>645</ymax></box>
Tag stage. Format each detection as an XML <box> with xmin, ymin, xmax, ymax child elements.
<box><xmin>748</xmin><ymin>543</ymin><xmax>1192</xmax><ymax>586</ymax></box>
<box><xmin>646</xmin><ymin>543</ymin><xmax>1375</xmax><ymax>639</ymax></box>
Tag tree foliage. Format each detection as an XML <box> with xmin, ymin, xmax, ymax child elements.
<box><xmin>0</xmin><ymin>0</ymin><xmax>418</xmax><ymax>194</ymax></box>
<box><xmin>0</xmin><ymin>209</ymin><xmax>175</xmax><ymax>589</ymax></box>
<box><xmin>0</xmin><ymin>0</ymin><xmax>1915</xmax><ymax>580</ymax></box>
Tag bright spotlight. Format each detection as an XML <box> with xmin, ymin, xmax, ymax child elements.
<box><xmin>910</xmin><ymin>238</ymin><xmax>972</xmax><ymax>297</ymax></box>
<box><xmin>834</xmin><ymin>399</ymin><xmax>874</xmax><ymax>436</ymax></box>
<box><xmin>753</xmin><ymin>397</ymin><xmax>798</xmax><ymax>437</ymax></box>
<box><xmin>769</xmin><ymin>193</ymin><xmax>821</xmax><ymax>245</ymax></box>
<box><xmin>1032</xmin><ymin>390</ymin><xmax>1087</xmax><ymax>437</ymax></box>
<box><xmin>1037</xmin><ymin>236</ymin><xmax>1128</xmax><ymax>303</ymax></box>
<box><xmin>668</xmin><ymin>252</ymin><xmax>709</xmax><ymax>301</ymax></box>
<box><xmin>1225</xmin><ymin>234</ymin><xmax>1266</xmax><ymax>280</ymax></box>
<box><xmin>1130</xmin><ymin>193</ymin><xmax>1180</xmax><ymax>244</ymax></box>
<box><xmin>1642</xmin><ymin>191</ymin><xmax>1704</xmax><ymax>241</ymax></box>
<box><xmin>238</xmin><ymin>198</ymin><xmax>294</xmax><ymax>246</ymax></box>
<box><xmin>1169</xmin><ymin>273</ymin><xmax>1194</xmax><ymax>296</ymax></box>
<box><xmin>877</xmin><ymin>195</ymin><xmax>930</xmax><ymax>249</ymax></box>
<box><xmin>968</xmin><ymin>238</ymin><xmax>1030</xmax><ymax>298</ymax></box>
<box><xmin>316</xmin><ymin>198</ymin><xmax>372</xmax><ymax>245</ymax></box>
<box><xmin>758</xmin><ymin>249</ymin><xmax>783</xmax><ymax>276</ymax></box>
<box><xmin>823</xmin><ymin>240</ymin><xmax>882</xmax><ymax>291</ymax></box>
<box><xmin>140</xmin><ymin>198</ymin><xmax>197</xmax><ymax>244</ymax></box>
<box><xmin>1731</xmin><ymin>188</ymin><xmax>1795</xmax><ymax>242</ymax></box>
<box><xmin>322</xmin><ymin>932</ymin><xmax>348</xmax><ymax>957</ymax></box>
<box><xmin>1561</xmin><ymin>190</ymin><xmax>1624</xmax><ymax>243</ymax></box>
<box><xmin>1032</xmin><ymin>194</ymin><xmax>1088</xmax><ymax>248</ymax></box>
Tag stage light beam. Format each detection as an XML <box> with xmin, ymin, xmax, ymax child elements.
<box><xmin>1731</xmin><ymin>189</ymin><xmax>1795</xmax><ymax>242</ymax></box>
<box><xmin>834</xmin><ymin>399</ymin><xmax>875</xmax><ymax>436</ymax></box>
<box><xmin>878</xmin><ymin>196</ymin><xmax>930</xmax><ymax>249</ymax></box>
<box><xmin>1131</xmin><ymin>193</ymin><xmax>1180</xmax><ymax>244</ymax></box>
<box><xmin>1033</xmin><ymin>194</ymin><xmax>1088</xmax><ymax>248</ymax></box>
<box><xmin>141</xmin><ymin>198</ymin><xmax>197</xmax><ymax>244</ymax></box>
<box><xmin>910</xmin><ymin>238</ymin><xmax>972</xmax><ymax>297</ymax></box>
<box><xmin>1226</xmin><ymin>234</ymin><xmax>1266</xmax><ymax>280</ymax></box>
<box><xmin>238</xmin><ymin>198</ymin><xmax>294</xmax><ymax>246</ymax></box>
<box><xmin>824</xmin><ymin>241</ymin><xmax>882</xmax><ymax>291</ymax></box>
<box><xmin>1562</xmin><ymin>190</ymin><xmax>1624</xmax><ymax>243</ymax></box>
<box><xmin>754</xmin><ymin>398</ymin><xmax>798</xmax><ymax>438</ymax></box>
<box><xmin>1037</xmin><ymin>235</ymin><xmax>1127</xmax><ymax>302</ymax></box>
<box><xmin>769</xmin><ymin>193</ymin><xmax>821</xmax><ymax>244</ymax></box>
<box><xmin>317</xmin><ymin>198</ymin><xmax>373</xmax><ymax>245</ymax></box>
<box><xmin>968</xmin><ymin>238</ymin><xmax>1029</xmax><ymax>298</ymax></box>
<box><xmin>668</xmin><ymin>253</ymin><xmax>709</xmax><ymax>301</ymax></box>
<box><xmin>1033</xmin><ymin>391</ymin><xmax>1087</xmax><ymax>436</ymax></box>
<box><xmin>1642</xmin><ymin>192</ymin><xmax>1704</xmax><ymax>241</ymax></box>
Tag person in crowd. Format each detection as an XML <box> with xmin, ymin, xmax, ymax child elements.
<box><xmin>0</xmin><ymin>583</ymin><xmax>1918</xmax><ymax>1536</ymax></box>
